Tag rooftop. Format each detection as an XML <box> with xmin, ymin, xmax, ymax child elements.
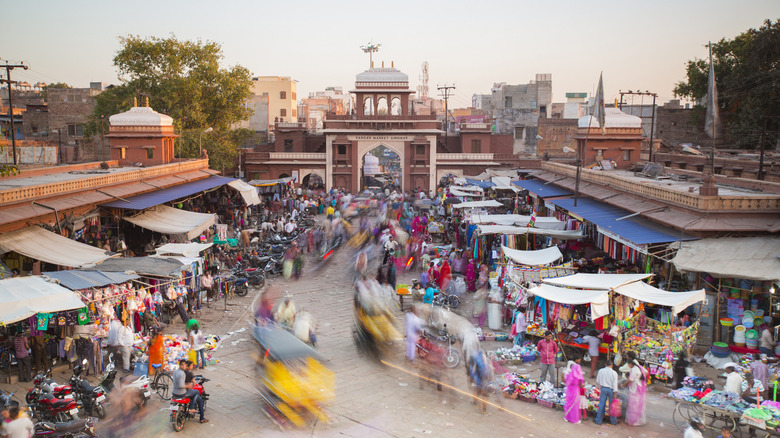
<box><xmin>356</xmin><ymin>67</ymin><xmax>409</xmax><ymax>84</ymax></box>
<box><xmin>109</xmin><ymin>106</ymin><xmax>173</xmax><ymax>127</ymax></box>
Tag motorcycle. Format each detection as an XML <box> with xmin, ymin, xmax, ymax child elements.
<box><xmin>27</xmin><ymin>386</ymin><xmax>80</xmax><ymax>423</ymax></box>
<box><xmin>417</xmin><ymin>326</ymin><xmax>461</xmax><ymax>369</ymax></box>
<box><xmin>233</xmin><ymin>262</ymin><xmax>265</xmax><ymax>289</ymax></box>
<box><xmin>27</xmin><ymin>369</ymin><xmax>73</xmax><ymax>403</ymax></box>
<box><xmin>169</xmin><ymin>376</ymin><xmax>209</xmax><ymax>432</ymax></box>
<box><xmin>33</xmin><ymin>417</ymin><xmax>99</xmax><ymax>438</ymax></box>
<box><xmin>101</xmin><ymin>354</ymin><xmax>152</xmax><ymax>406</ymax></box>
<box><xmin>69</xmin><ymin>360</ymin><xmax>107</xmax><ymax>419</ymax></box>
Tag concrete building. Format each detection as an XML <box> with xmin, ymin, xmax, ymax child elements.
<box><xmin>299</xmin><ymin>87</ymin><xmax>350</xmax><ymax>132</ymax></box>
<box><xmin>537</xmin><ymin>118</ymin><xmax>579</xmax><ymax>160</ymax></box>
<box><xmin>574</xmin><ymin>107</ymin><xmax>644</xmax><ymax>170</ymax></box>
<box><xmin>241</xmin><ymin>76</ymin><xmax>297</xmax><ymax>139</ymax></box>
<box><xmin>106</xmin><ymin>103</ymin><xmax>177</xmax><ymax>167</ymax></box>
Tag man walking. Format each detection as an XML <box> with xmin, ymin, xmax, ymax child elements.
<box><xmin>594</xmin><ymin>360</ymin><xmax>619</xmax><ymax>425</ymax></box>
<box><xmin>118</xmin><ymin>319</ymin><xmax>134</xmax><ymax>373</ymax></box>
<box><xmin>13</xmin><ymin>329</ymin><xmax>31</xmax><ymax>382</ymax></box>
<box><xmin>537</xmin><ymin>331</ymin><xmax>558</xmax><ymax>385</ymax></box>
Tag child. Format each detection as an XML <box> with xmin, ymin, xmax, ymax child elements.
<box><xmin>717</xmin><ymin>426</ymin><xmax>731</xmax><ymax>438</ymax></box>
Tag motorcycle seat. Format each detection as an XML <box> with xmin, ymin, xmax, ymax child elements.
<box><xmin>79</xmin><ymin>381</ymin><xmax>98</xmax><ymax>392</ymax></box>
<box><xmin>244</xmin><ymin>267</ymin><xmax>258</xmax><ymax>272</ymax></box>
<box><xmin>38</xmin><ymin>419</ymin><xmax>88</xmax><ymax>433</ymax></box>
<box><xmin>172</xmin><ymin>398</ymin><xmax>191</xmax><ymax>404</ymax></box>
<box><xmin>49</xmin><ymin>399</ymin><xmax>73</xmax><ymax>409</ymax></box>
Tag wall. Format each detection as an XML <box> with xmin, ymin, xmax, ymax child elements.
<box><xmin>537</xmin><ymin>118</ymin><xmax>578</xmax><ymax>159</ymax></box>
<box><xmin>46</xmin><ymin>88</ymin><xmax>99</xmax><ymax>147</ymax></box>
<box><xmin>251</xmin><ymin>77</ymin><xmax>297</xmax><ymax>134</ymax></box>
<box><xmin>237</xmin><ymin>94</ymin><xmax>269</xmax><ymax>133</ymax></box>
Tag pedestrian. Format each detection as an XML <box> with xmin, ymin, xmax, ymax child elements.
<box><xmin>438</xmin><ymin>260</ymin><xmax>452</xmax><ymax>292</ymax></box>
<box><xmin>594</xmin><ymin>360</ymin><xmax>619</xmax><ymax>426</ymax></box>
<box><xmin>583</xmin><ymin>330</ymin><xmax>601</xmax><ymax>378</ymax></box>
<box><xmin>472</xmin><ymin>287</ymin><xmax>487</xmax><ymax>327</ymax></box>
<box><xmin>512</xmin><ymin>307</ymin><xmax>527</xmax><ymax>347</ymax></box>
<box><xmin>623</xmin><ymin>358</ymin><xmax>648</xmax><ymax>426</ymax></box>
<box><xmin>148</xmin><ymin>329</ymin><xmax>164</xmax><ymax>376</ymax></box>
<box><xmin>107</xmin><ymin>317</ymin><xmax>123</xmax><ymax>368</ymax></box>
<box><xmin>12</xmin><ymin>328</ymin><xmax>31</xmax><ymax>382</ymax></box>
<box><xmin>537</xmin><ymin>331</ymin><xmax>558</xmax><ymax>385</ymax></box>
<box><xmin>188</xmin><ymin>322</ymin><xmax>207</xmax><ymax>370</ymax></box>
<box><xmin>118</xmin><ymin>317</ymin><xmax>135</xmax><ymax>373</ymax></box>
<box><xmin>684</xmin><ymin>417</ymin><xmax>705</xmax><ymax>438</ymax></box>
<box><xmin>760</xmin><ymin>323</ymin><xmax>774</xmax><ymax>356</ymax></box>
<box><xmin>201</xmin><ymin>271</ymin><xmax>214</xmax><ymax>303</ymax></box>
<box><xmin>1</xmin><ymin>401</ymin><xmax>33</xmax><ymax>438</ymax></box>
<box><xmin>723</xmin><ymin>362</ymin><xmax>743</xmax><ymax>395</ymax></box>
<box><xmin>423</xmin><ymin>285</ymin><xmax>435</xmax><ymax>304</ymax></box>
<box><xmin>465</xmin><ymin>259</ymin><xmax>477</xmax><ymax>292</ymax></box>
<box><xmin>563</xmin><ymin>354</ymin><xmax>585</xmax><ymax>424</ymax></box>
<box><xmin>673</xmin><ymin>351</ymin><xmax>691</xmax><ymax>389</ymax></box>
<box><xmin>749</xmin><ymin>354</ymin><xmax>769</xmax><ymax>397</ymax></box>
<box><xmin>405</xmin><ymin>306</ymin><xmax>424</xmax><ymax>362</ymax></box>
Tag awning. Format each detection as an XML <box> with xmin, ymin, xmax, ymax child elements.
<box><xmin>227</xmin><ymin>180</ymin><xmax>261</xmax><ymax>206</ymax></box>
<box><xmin>43</xmin><ymin>270</ymin><xmax>139</xmax><ymax>291</ymax></box>
<box><xmin>465</xmin><ymin>178</ymin><xmax>495</xmax><ymax>189</ymax></box>
<box><xmin>527</xmin><ymin>284</ymin><xmax>609</xmax><ymax>320</ymax></box>
<box><xmin>501</xmin><ymin>246</ymin><xmax>563</xmax><ymax>266</ymax></box>
<box><xmin>469</xmin><ymin>214</ymin><xmax>565</xmax><ymax>230</ymax></box>
<box><xmin>247</xmin><ymin>176</ymin><xmax>296</xmax><ymax>187</ymax></box>
<box><xmin>450</xmin><ymin>188</ymin><xmax>484</xmax><ymax>197</ymax></box>
<box><xmin>450</xmin><ymin>185</ymin><xmax>484</xmax><ymax>193</ymax></box>
<box><xmin>0</xmin><ymin>226</ymin><xmax>115</xmax><ymax>268</ymax></box>
<box><xmin>547</xmin><ymin>197</ymin><xmax>697</xmax><ymax>246</ymax></box>
<box><xmin>670</xmin><ymin>237</ymin><xmax>780</xmax><ymax>282</ymax></box>
<box><xmin>0</xmin><ymin>276</ymin><xmax>86</xmax><ymax>325</ymax></box>
<box><xmin>451</xmin><ymin>200</ymin><xmax>503</xmax><ymax>209</ymax></box>
<box><xmin>101</xmin><ymin>176</ymin><xmax>235</xmax><ymax>210</ymax></box>
<box><xmin>512</xmin><ymin>179</ymin><xmax>572</xmax><ymax>198</ymax></box>
<box><xmin>155</xmin><ymin>243</ymin><xmax>214</xmax><ymax>258</ymax></box>
<box><xmin>477</xmin><ymin>225</ymin><xmax>584</xmax><ymax>240</ymax></box>
<box><xmin>612</xmin><ymin>281</ymin><xmax>705</xmax><ymax>314</ymax></box>
<box><xmin>83</xmin><ymin>257</ymin><xmax>187</xmax><ymax>277</ymax></box>
<box><xmin>543</xmin><ymin>273</ymin><xmax>652</xmax><ymax>290</ymax></box>
<box><xmin>491</xmin><ymin>177</ymin><xmax>519</xmax><ymax>192</ymax></box>
<box><xmin>124</xmin><ymin>206</ymin><xmax>216</xmax><ymax>241</ymax></box>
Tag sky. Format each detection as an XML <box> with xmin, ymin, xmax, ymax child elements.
<box><xmin>3</xmin><ymin>0</ymin><xmax>778</xmax><ymax>110</ymax></box>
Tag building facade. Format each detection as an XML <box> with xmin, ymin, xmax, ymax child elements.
<box><xmin>240</xmin><ymin>76</ymin><xmax>297</xmax><ymax>138</ymax></box>
<box><xmin>106</xmin><ymin>104</ymin><xmax>177</xmax><ymax>167</ymax></box>
<box><xmin>574</xmin><ymin>108</ymin><xmax>644</xmax><ymax>170</ymax></box>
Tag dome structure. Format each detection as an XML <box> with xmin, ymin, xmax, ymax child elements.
<box><xmin>109</xmin><ymin>106</ymin><xmax>173</xmax><ymax>127</ymax></box>
<box><xmin>363</xmin><ymin>154</ymin><xmax>381</xmax><ymax>175</ymax></box>
<box><xmin>356</xmin><ymin>67</ymin><xmax>409</xmax><ymax>84</ymax></box>
<box><xmin>578</xmin><ymin>107</ymin><xmax>641</xmax><ymax>129</ymax></box>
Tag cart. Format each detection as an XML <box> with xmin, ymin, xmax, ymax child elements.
<box><xmin>672</xmin><ymin>398</ymin><xmax>780</xmax><ymax>438</ymax></box>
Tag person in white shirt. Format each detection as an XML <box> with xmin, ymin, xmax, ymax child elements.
<box><xmin>2</xmin><ymin>401</ymin><xmax>34</xmax><ymax>438</ymax></box>
<box><xmin>107</xmin><ymin>318</ymin><xmax>123</xmax><ymax>368</ymax></box>
<box><xmin>582</xmin><ymin>330</ymin><xmax>602</xmax><ymax>378</ymax></box>
<box><xmin>383</xmin><ymin>236</ymin><xmax>398</xmax><ymax>264</ymax></box>
<box><xmin>284</xmin><ymin>220</ymin><xmax>297</xmax><ymax>235</ymax></box>
<box><xmin>594</xmin><ymin>360</ymin><xmax>619</xmax><ymax>425</ymax></box>
<box><xmin>118</xmin><ymin>320</ymin><xmax>135</xmax><ymax>373</ymax></box>
<box><xmin>723</xmin><ymin>363</ymin><xmax>744</xmax><ymax>395</ymax></box>
<box><xmin>683</xmin><ymin>417</ymin><xmax>705</xmax><ymax>438</ymax></box>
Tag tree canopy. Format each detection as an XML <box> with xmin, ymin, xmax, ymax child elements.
<box><xmin>89</xmin><ymin>35</ymin><xmax>254</xmax><ymax>171</ymax></box>
<box><xmin>674</xmin><ymin>19</ymin><xmax>780</xmax><ymax>148</ymax></box>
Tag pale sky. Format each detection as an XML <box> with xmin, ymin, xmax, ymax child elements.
<box><xmin>3</xmin><ymin>0</ymin><xmax>777</xmax><ymax>109</ymax></box>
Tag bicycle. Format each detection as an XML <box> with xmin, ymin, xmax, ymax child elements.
<box><xmin>150</xmin><ymin>364</ymin><xmax>174</xmax><ymax>400</ymax></box>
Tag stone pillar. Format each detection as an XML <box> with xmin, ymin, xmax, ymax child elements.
<box><xmin>325</xmin><ymin>135</ymin><xmax>333</xmax><ymax>190</ymax></box>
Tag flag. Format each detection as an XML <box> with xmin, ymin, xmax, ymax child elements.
<box><xmin>528</xmin><ymin>207</ymin><xmax>536</xmax><ymax>228</ymax></box>
<box><xmin>704</xmin><ymin>42</ymin><xmax>721</xmax><ymax>139</ymax></box>
<box><xmin>593</xmin><ymin>72</ymin><xmax>606</xmax><ymax>133</ymax></box>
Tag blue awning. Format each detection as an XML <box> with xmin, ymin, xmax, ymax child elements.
<box><xmin>100</xmin><ymin>176</ymin><xmax>235</xmax><ymax>210</ymax></box>
<box><xmin>466</xmin><ymin>179</ymin><xmax>495</xmax><ymax>189</ymax></box>
<box><xmin>512</xmin><ymin>179</ymin><xmax>572</xmax><ymax>198</ymax></box>
<box><xmin>43</xmin><ymin>270</ymin><xmax>140</xmax><ymax>291</ymax></box>
<box><xmin>548</xmin><ymin>198</ymin><xmax>697</xmax><ymax>245</ymax></box>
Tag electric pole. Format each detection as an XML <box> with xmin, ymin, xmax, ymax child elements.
<box><xmin>437</xmin><ymin>84</ymin><xmax>455</xmax><ymax>152</ymax></box>
<box><xmin>618</xmin><ymin>90</ymin><xmax>658</xmax><ymax>163</ymax></box>
<box><xmin>1</xmin><ymin>60</ymin><xmax>29</xmax><ymax>166</ymax></box>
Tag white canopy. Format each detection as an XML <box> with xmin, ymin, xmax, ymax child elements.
<box><xmin>0</xmin><ymin>276</ymin><xmax>86</xmax><ymax>325</ymax></box>
<box><xmin>527</xmin><ymin>284</ymin><xmax>610</xmax><ymax>320</ymax></box>
<box><xmin>0</xmin><ymin>226</ymin><xmax>115</xmax><ymax>268</ymax></box>
<box><xmin>612</xmin><ymin>281</ymin><xmax>705</xmax><ymax>314</ymax></box>
<box><xmin>477</xmin><ymin>225</ymin><xmax>584</xmax><ymax>240</ymax></box>
<box><xmin>491</xmin><ymin>176</ymin><xmax>519</xmax><ymax>192</ymax></box>
<box><xmin>227</xmin><ymin>180</ymin><xmax>261</xmax><ymax>206</ymax></box>
<box><xmin>469</xmin><ymin>214</ymin><xmax>565</xmax><ymax>230</ymax></box>
<box><xmin>451</xmin><ymin>200</ymin><xmax>503</xmax><ymax>209</ymax></box>
<box><xmin>124</xmin><ymin>206</ymin><xmax>216</xmax><ymax>241</ymax></box>
<box><xmin>450</xmin><ymin>188</ymin><xmax>484</xmax><ymax>198</ymax></box>
<box><xmin>501</xmin><ymin>246</ymin><xmax>562</xmax><ymax>266</ymax></box>
<box><xmin>155</xmin><ymin>243</ymin><xmax>214</xmax><ymax>258</ymax></box>
<box><xmin>670</xmin><ymin>237</ymin><xmax>780</xmax><ymax>282</ymax></box>
<box><xmin>543</xmin><ymin>273</ymin><xmax>652</xmax><ymax>290</ymax></box>
<box><xmin>450</xmin><ymin>185</ymin><xmax>484</xmax><ymax>193</ymax></box>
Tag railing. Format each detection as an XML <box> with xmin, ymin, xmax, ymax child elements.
<box><xmin>438</xmin><ymin>153</ymin><xmax>495</xmax><ymax>161</ymax></box>
<box><xmin>326</xmin><ymin>114</ymin><xmax>438</xmax><ymax>121</ymax></box>
<box><xmin>268</xmin><ymin>152</ymin><xmax>326</xmax><ymax>160</ymax></box>
<box><xmin>459</xmin><ymin>123</ymin><xmax>490</xmax><ymax>130</ymax></box>
<box><xmin>541</xmin><ymin>161</ymin><xmax>780</xmax><ymax>212</ymax></box>
<box><xmin>275</xmin><ymin>122</ymin><xmax>306</xmax><ymax>128</ymax></box>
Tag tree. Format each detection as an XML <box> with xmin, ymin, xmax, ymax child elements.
<box><xmin>673</xmin><ymin>19</ymin><xmax>780</xmax><ymax>148</ymax></box>
<box><xmin>88</xmin><ymin>35</ymin><xmax>254</xmax><ymax>170</ymax></box>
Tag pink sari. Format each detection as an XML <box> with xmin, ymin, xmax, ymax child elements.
<box><xmin>564</xmin><ymin>362</ymin><xmax>584</xmax><ymax>424</ymax></box>
<box><xmin>626</xmin><ymin>365</ymin><xmax>648</xmax><ymax>426</ymax></box>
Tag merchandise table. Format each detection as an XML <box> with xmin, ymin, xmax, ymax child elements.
<box><xmin>672</xmin><ymin>398</ymin><xmax>780</xmax><ymax>437</ymax></box>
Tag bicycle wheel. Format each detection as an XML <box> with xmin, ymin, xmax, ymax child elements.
<box><xmin>672</xmin><ymin>403</ymin><xmax>703</xmax><ymax>432</ymax></box>
<box><xmin>154</xmin><ymin>372</ymin><xmax>174</xmax><ymax>400</ymax></box>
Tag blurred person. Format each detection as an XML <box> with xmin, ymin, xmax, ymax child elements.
<box><xmin>148</xmin><ymin>329</ymin><xmax>164</xmax><ymax>376</ymax></box>
<box><xmin>275</xmin><ymin>297</ymin><xmax>297</xmax><ymax>329</ymax></box>
<box><xmin>563</xmin><ymin>354</ymin><xmax>585</xmax><ymax>424</ymax></box>
<box><xmin>119</xmin><ymin>317</ymin><xmax>135</xmax><ymax>373</ymax></box>
<box><xmin>405</xmin><ymin>306</ymin><xmax>424</xmax><ymax>362</ymax></box>
<box><xmin>760</xmin><ymin>323</ymin><xmax>774</xmax><ymax>356</ymax></box>
<box><xmin>537</xmin><ymin>331</ymin><xmax>558</xmax><ymax>385</ymax></box>
<box><xmin>583</xmin><ymin>330</ymin><xmax>601</xmax><ymax>378</ymax></box>
<box><xmin>622</xmin><ymin>359</ymin><xmax>648</xmax><ymax>426</ymax></box>
<box><xmin>674</xmin><ymin>351</ymin><xmax>691</xmax><ymax>389</ymax></box>
<box><xmin>188</xmin><ymin>323</ymin><xmax>207</xmax><ymax>370</ymax></box>
<box><xmin>1</xmin><ymin>401</ymin><xmax>33</xmax><ymax>438</ymax></box>
<box><xmin>684</xmin><ymin>417</ymin><xmax>705</xmax><ymax>438</ymax></box>
<box><xmin>438</xmin><ymin>260</ymin><xmax>452</xmax><ymax>291</ymax></box>
<box><xmin>472</xmin><ymin>286</ymin><xmax>487</xmax><ymax>327</ymax></box>
<box><xmin>465</xmin><ymin>259</ymin><xmax>477</xmax><ymax>292</ymax></box>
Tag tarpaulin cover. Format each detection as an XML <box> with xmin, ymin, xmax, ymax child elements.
<box><xmin>450</xmin><ymin>188</ymin><xmax>484</xmax><ymax>197</ymax></box>
<box><xmin>83</xmin><ymin>257</ymin><xmax>187</xmax><ymax>277</ymax></box>
<box><xmin>451</xmin><ymin>200</ymin><xmax>503</xmax><ymax>209</ymax></box>
<box><xmin>527</xmin><ymin>284</ymin><xmax>609</xmax><ymax>320</ymax></box>
<box><xmin>0</xmin><ymin>226</ymin><xmax>115</xmax><ymax>268</ymax></box>
<box><xmin>450</xmin><ymin>185</ymin><xmax>484</xmax><ymax>193</ymax></box>
<box><xmin>43</xmin><ymin>270</ymin><xmax>139</xmax><ymax>291</ymax></box>
<box><xmin>477</xmin><ymin>225</ymin><xmax>583</xmax><ymax>240</ymax></box>
<box><xmin>247</xmin><ymin>176</ymin><xmax>296</xmax><ymax>187</ymax></box>
<box><xmin>469</xmin><ymin>214</ymin><xmax>565</xmax><ymax>230</ymax></box>
<box><xmin>612</xmin><ymin>281</ymin><xmax>705</xmax><ymax>314</ymax></box>
<box><xmin>501</xmin><ymin>246</ymin><xmax>563</xmax><ymax>266</ymax></box>
<box><xmin>101</xmin><ymin>176</ymin><xmax>235</xmax><ymax>210</ymax></box>
<box><xmin>0</xmin><ymin>276</ymin><xmax>86</xmax><ymax>325</ymax></box>
<box><xmin>491</xmin><ymin>177</ymin><xmax>519</xmax><ymax>192</ymax></box>
<box><xmin>465</xmin><ymin>179</ymin><xmax>496</xmax><ymax>189</ymax></box>
<box><xmin>155</xmin><ymin>243</ymin><xmax>214</xmax><ymax>258</ymax></box>
<box><xmin>512</xmin><ymin>179</ymin><xmax>572</xmax><ymax>198</ymax></box>
<box><xmin>124</xmin><ymin>206</ymin><xmax>216</xmax><ymax>241</ymax></box>
<box><xmin>227</xmin><ymin>180</ymin><xmax>261</xmax><ymax>206</ymax></box>
<box><xmin>669</xmin><ymin>237</ymin><xmax>780</xmax><ymax>282</ymax></box>
<box><xmin>542</xmin><ymin>273</ymin><xmax>652</xmax><ymax>290</ymax></box>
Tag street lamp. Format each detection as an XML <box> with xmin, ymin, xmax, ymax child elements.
<box><xmin>199</xmin><ymin>127</ymin><xmax>213</xmax><ymax>154</ymax></box>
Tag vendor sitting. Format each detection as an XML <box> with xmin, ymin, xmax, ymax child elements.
<box><xmin>723</xmin><ymin>362</ymin><xmax>743</xmax><ymax>396</ymax></box>
<box><xmin>741</xmin><ymin>372</ymin><xmax>765</xmax><ymax>404</ymax></box>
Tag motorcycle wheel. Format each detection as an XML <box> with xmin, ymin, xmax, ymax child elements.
<box><xmin>235</xmin><ymin>283</ymin><xmax>249</xmax><ymax>297</ymax></box>
<box><xmin>171</xmin><ymin>409</ymin><xmax>186</xmax><ymax>432</ymax></box>
<box><xmin>447</xmin><ymin>295</ymin><xmax>460</xmax><ymax>309</ymax></box>
<box><xmin>95</xmin><ymin>403</ymin><xmax>106</xmax><ymax>419</ymax></box>
<box><xmin>442</xmin><ymin>348</ymin><xmax>461</xmax><ymax>369</ymax></box>
<box><xmin>25</xmin><ymin>391</ymin><xmax>34</xmax><ymax>405</ymax></box>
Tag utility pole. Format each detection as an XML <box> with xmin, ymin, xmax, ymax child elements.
<box><xmin>758</xmin><ymin>116</ymin><xmax>780</xmax><ymax>181</ymax></box>
<box><xmin>1</xmin><ymin>61</ymin><xmax>29</xmax><ymax>166</ymax></box>
<box><xmin>618</xmin><ymin>90</ymin><xmax>658</xmax><ymax>162</ymax></box>
<box><xmin>437</xmin><ymin>84</ymin><xmax>455</xmax><ymax>152</ymax></box>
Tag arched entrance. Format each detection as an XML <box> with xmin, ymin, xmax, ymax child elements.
<box><xmin>301</xmin><ymin>172</ymin><xmax>324</xmax><ymax>189</ymax></box>
<box><xmin>361</xmin><ymin>145</ymin><xmax>401</xmax><ymax>191</ymax></box>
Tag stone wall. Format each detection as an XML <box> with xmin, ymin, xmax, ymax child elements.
<box><xmin>46</xmin><ymin>88</ymin><xmax>99</xmax><ymax>147</ymax></box>
<box><xmin>537</xmin><ymin>118</ymin><xmax>578</xmax><ymax>159</ymax></box>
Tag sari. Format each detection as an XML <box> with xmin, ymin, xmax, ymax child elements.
<box><xmin>438</xmin><ymin>261</ymin><xmax>452</xmax><ymax>290</ymax></box>
<box><xmin>564</xmin><ymin>361</ymin><xmax>584</xmax><ymax>424</ymax></box>
<box><xmin>465</xmin><ymin>260</ymin><xmax>477</xmax><ymax>292</ymax></box>
<box><xmin>626</xmin><ymin>364</ymin><xmax>648</xmax><ymax>426</ymax></box>
<box><xmin>148</xmin><ymin>334</ymin><xmax>164</xmax><ymax>375</ymax></box>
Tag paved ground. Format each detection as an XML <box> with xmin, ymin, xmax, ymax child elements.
<box><xmin>3</xmin><ymin>238</ymin><xmax>720</xmax><ymax>437</ymax></box>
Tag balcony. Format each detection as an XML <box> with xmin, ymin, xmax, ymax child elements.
<box><xmin>275</xmin><ymin>122</ymin><xmax>306</xmax><ymax>129</ymax></box>
<box><xmin>438</xmin><ymin>153</ymin><xmax>495</xmax><ymax>161</ymax></box>
<box><xmin>326</xmin><ymin>114</ymin><xmax>437</xmax><ymax>121</ymax></box>
<box><xmin>268</xmin><ymin>152</ymin><xmax>326</xmax><ymax>161</ymax></box>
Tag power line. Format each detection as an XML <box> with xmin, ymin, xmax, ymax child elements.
<box><xmin>1</xmin><ymin>60</ymin><xmax>29</xmax><ymax>166</ymax></box>
<box><xmin>437</xmin><ymin>84</ymin><xmax>455</xmax><ymax>151</ymax></box>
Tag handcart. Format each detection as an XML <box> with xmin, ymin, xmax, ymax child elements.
<box><xmin>672</xmin><ymin>398</ymin><xmax>780</xmax><ymax>438</ymax></box>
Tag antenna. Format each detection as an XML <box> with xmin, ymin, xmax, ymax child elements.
<box><xmin>418</xmin><ymin>61</ymin><xmax>429</xmax><ymax>100</ymax></box>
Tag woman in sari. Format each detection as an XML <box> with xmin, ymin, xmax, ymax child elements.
<box><xmin>465</xmin><ymin>259</ymin><xmax>477</xmax><ymax>292</ymax></box>
<box><xmin>476</xmin><ymin>263</ymin><xmax>489</xmax><ymax>291</ymax></box>
<box><xmin>563</xmin><ymin>354</ymin><xmax>585</xmax><ymax>424</ymax></box>
<box><xmin>624</xmin><ymin>359</ymin><xmax>648</xmax><ymax>426</ymax></box>
<box><xmin>148</xmin><ymin>329</ymin><xmax>164</xmax><ymax>376</ymax></box>
<box><xmin>438</xmin><ymin>261</ymin><xmax>452</xmax><ymax>291</ymax></box>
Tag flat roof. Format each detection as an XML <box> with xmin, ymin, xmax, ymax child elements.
<box><xmin>608</xmin><ymin>170</ymin><xmax>780</xmax><ymax>198</ymax></box>
<box><xmin>0</xmin><ymin>166</ymin><xmax>141</xmax><ymax>191</ymax></box>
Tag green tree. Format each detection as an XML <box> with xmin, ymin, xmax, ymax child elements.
<box><xmin>673</xmin><ymin>19</ymin><xmax>780</xmax><ymax>148</ymax></box>
<box><xmin>88</xmin><ymin>35</ymin><xmax>254</xmax><ymax>170</ymax></box>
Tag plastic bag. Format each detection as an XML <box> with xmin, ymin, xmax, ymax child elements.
<box><xmin>610</xmin><ymin>398</ymin><xmax>622</xmax><ymax>418</ymax></box>
<box><xmin>187</xmin><ymin>349</ymin><xmax>197</xmax><ymax>363</ymax></box>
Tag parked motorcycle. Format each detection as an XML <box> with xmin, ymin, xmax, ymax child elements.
<box><xmin>417</xmin><ymin>326</ymin><xmax>461</xmax><ymax>369</ymax></box>
<box><xmin>33</xmin><ymin>417</ymin><xmax>99</xmax><ymax>437</ymax></box>
<box><xmin>27</xmin><ymin>386</ymin><xmax>80</xmax><ymax>423</ymax></box>
<box><xmin>27</xmin><ymin>369</ymin><xmax>73</xmax><ymax>403</ymax></box>
<box><xmin>68</xmin><ymin>360</ymin><xmax>108</xmax><ymax>419</ymax></box>
<box><xmin>169</xmin><ymin>376</ymin><xmax>209</xmax><ymax>432</ymax></box>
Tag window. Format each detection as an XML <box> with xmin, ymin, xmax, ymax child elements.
<box><xmin>514</xmin><ymin>127</ymin><xmax>524</xmax><ymax>139</ymax></box>
<box><xmin>471</xmin><ymin>139</ymin><xmax>481</xmax><ymax>153</ymax></box>
<box><xmin>531</xmin><ymin>101</ymin><xmax>537</xmax><ymax>109</ymax></box>
<box><xmin>416</xmin><ymin>144</ymin><xmax>425</xmax><ymax>155</ymax></box>
<box><xmin>284</xmin><ymin>139</ymin><xmax>293</xmax><ymax>153</ymax></box>
<box><xmin>337</xmin><ymin>144</ymin><xmax>346</xmax><ymax>155</ymax></box>
<box><xmin>291</xmin><ymin>92</ymin><xmax>296</xmax><ymax>100</ymax></box>
<box><xmin>623</xmin><ymin>149</ymin><xmax>632</xmax><ymax>161</ymax></box>
<box><xmin>504</xmin><ymin>96</ymin><xmax>512</xmax><ymax>108</ymax></box>
<box><xmin>119</xmin><ymin>147</ymin><xmax>126</xmax><ymax>159</ymax></box>
<box><xmin>280</xmin><ymin>91</ymin><xmax>287</xmax><ymax>99</ymax></box>
<box><xmin>280</xmin><ymin>108</ymin><xmax>287</xmax><ymax>117</ymax></box>
<box><xmin>146</xmin><ymin>148</ymin><xmax>154</xmax><ymax>159</ymax></box>
<box><xmin>292</xmin><ymin>109</ymin><xmax>297</xmax><ymax>118</ymax></box>
<box><xmin>67</xmin><ymin>124</ymin><xmax>84</xmax><ymax>137</ymax></box>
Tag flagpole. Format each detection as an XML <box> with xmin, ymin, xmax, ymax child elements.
<box><xmin>701</xmin><ymin>42</ymin><xmax>719</xmax><ymax>196</ymax></box>
<box><xmin>575</xmin><ymin>72</ymin><xmax>605</xmax><ymax>207</ymax></box>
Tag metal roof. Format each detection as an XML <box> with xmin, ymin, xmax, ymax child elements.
<box><xmin>512</xmin><ymin>179</ymin><xmax>572</xmax><ymax>198</ymax></box>
<box><xmin>465</xmin><ymin>179</ymin><xmax>495</xmax><ymax>189</ymax></box>
<box><xmin>100</xmin><ymin>176</ymin><xmax>235</xmax><ymax>210</ymax></box>
<box><xmin>548</xmin><ymin>197</ymin><xmax>698</xmax><ymax>245</ymax></box>
<box><xmin>43</xmin><ymin>270</ymin><xmax>139</xmax><ymax>291</ymax></box>
<box><xmin>82</xmin><ymin>257</ymin><xmax>187</xmax><ymax>277</ymax></box>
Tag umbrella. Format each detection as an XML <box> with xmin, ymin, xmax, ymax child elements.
<box><xmin>444</xmin><ymin>197</ymin><xmax>462</xmax><ymax>205</ymax></box>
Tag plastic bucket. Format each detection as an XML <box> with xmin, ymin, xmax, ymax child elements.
<box><xmin>756</xmin><ymin>309</ymin><xmax>765</xmax><ymax>317</ymax></box>
<box><xmin>746</xmin><ymin>329</ymin><xmax>759</xmax><ymax>340</ymax></box>
<box><xmin>735</xmin><ymin>325</ymin><xmax>747</xmax><ymax>333</ymax></box>
<box><xmin>747</xmin><ymin>338</ymin><xmax>759</xmax><ymax>349</ymax></box>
